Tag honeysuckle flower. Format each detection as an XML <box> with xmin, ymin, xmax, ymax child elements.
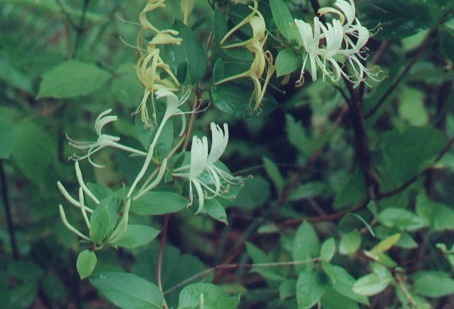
<box><xmin>68</xmin><ymin>109</ymin><xmax>147</xmax><ymax>168</ymax></box>
<box><xmin>216</xmin><ymin>0</ymin><xmax>275</xmax><ymax>112</ymax></box>
<box><xmin>294</xmin><ymin>0</ymin><xmax>379</xmax><ymax>87</ymax></box>
<box><xmin>172</xmin><ymin>123</ymin><xmax>242</xmax><ymax>214</ymax></box>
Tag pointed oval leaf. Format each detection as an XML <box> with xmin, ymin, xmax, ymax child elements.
<box><xmin>90</xmin><ymin>272</ymin><xmax>163</xmax><ymax>308</ymax></box>
<box><xmin>296</xmin><ymin>268</ymin><xmax>325</xmax><ymax>309</ymax></box>
<box><xmin>113</xmin><ymin>224</ymin><xmax>160</xmax><ymax>248</ymax></box>
<box><xmin>132</xmin><ymin>191</ymin><xmax>189</xmax><ymax>215</ymax></box>
<box><xmin>178</xmin><ymin>283</ymin><xmax>240</xmax><ymax>309</ymax></box>
<box><xmin>76</xmin><ymin>250</ymin><xmax>97</xmax><ymax>279</ymax></box>
<box><xmin>38</xmin><ymin>60</ymin><xmax>111</xmax><ymax>98</ymax></box>
<box><xmin>352</xmin><ymin>273</ymin><xmax>391</xmax><ymax>296</ymax></box>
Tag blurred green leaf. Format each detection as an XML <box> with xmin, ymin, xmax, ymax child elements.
<box><xmin>132</xmin><ymin>191</ymin><xmax>189</xmax><ymax>215</ymax></box>
<box><xmin>0</xmin><ymin>121</ymin><xmax>14</xmax><ymax>159</ymax></box>
<box><xmin>113</xmin><ymin>224</ymin><xmax>160</xmax><ymax>248</ymax></box>
<box><xmin>77</xmin><ymin>249</ymin><xmax>97</xmax><ymax>279</ymax></box>
<box><xmin>90</xmin><ymin>272</ymin><xmax>163</xmax><ymax>308</ymax></box>
<box><xmin>296</xmin><ymin>268</ymin><xmax>325</xmax><ymax>309</ymax></box>
<box><xmin>416</xmin><ymin>193</ymin><xmax>454</xmax><ymax>231</ymax></box>
<box><xmin>263</xmin><ymin>156</ymin><xmax>284</xmax><ymax>193</ymax></box>
<box><xmin>339</xmin><ymin>231</ymin><xmax>361</xmax><ymax>255</ymax></box>
<box><xmin>38</xmin><ymin>60</ymin><xmax>111</xmax><ymax>98</ymax></box>
<box><xmin>275</xmin><ymin>49</ymin><xmax>301</xmax><ymax>77</ymax></box>
<box><xmin>178</xmin><ymin>283</ymin><xmax>240</xmax><ymax>309</ymax></box>
<box><xmin>360</xmin><ymin>0</ymin><xmax>433</xmax><ymax>39</ymax></box>
<box><xmin>352</xmin><ymin>273</ymin><xmax>391</xmax><ymax>296</ymax></box>
<box><xmin>412</xmin><ymin>271</ymin><xmax>454</xmax><ymax>297</ymax></box>
<box><xmin>377</xmin><ymin>208</ymin><xmax>425</xmax><ymax>231</ymax></box>
<box><xmin>202</xmin><ymin>199</ymin><xmax>228</xmax><ymax>224</ymax></box>
<box><xmin>270</xmin><ymin>0</ymin><xmax>297</xmax><ymax>40</ymax></box>
<box><xmin>234</xmin><ymin>176</ymin><xmax>270</xmax><ymax>210</ymax></box>
<box><xmin>320</xmin><ymin>238</ymin><xmax>336</xmax><ymax>263</ymax></box>
<box><xmin>293</xmin><ymin>221</ymin><xmax>319</xmax><ymax>272</ymax></box>
<box><xmin>89</xmin><ymin>196</ymin><xmax>119</xmax><ymax>243</ymax></box>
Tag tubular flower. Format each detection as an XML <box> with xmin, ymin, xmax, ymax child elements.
<box><xmin>172</xmin><ymin>123</ymin><xmax>242</xmax><ymax>214</ymax></box>
<box><xmin>135</xmin><ymin>0</ymin><xmax>182</xmax><ymax>125</ymax></box>
<box><xmin>216</xmin><ymin>1</ymin><xmax>275</xmax><ymax>112</ymax></box>
<box><xmin>294</xmin><ymin>0</ymin><xmax>379</xmax><ymax>87</ymax></box>
<box><xmin>68</xmin><ymin>109</ymin><xmax>147</xmax><ymax>168</ymax></box>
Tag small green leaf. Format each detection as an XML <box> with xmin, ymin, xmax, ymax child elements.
<box><xmin>178</xmin><ymin>283</ymin><xmax>240</xmax><ymax>309</ymax></box>
<box><xmin>320</xmin><ymin>238</ymin><xmax>336</xmax><ymax>262</ymax></box>
<box><xmin>287</xmin><ymin>182</ymin><xmax>325</xmax><ymax>201</ymax></box>
<box><xmin>90</xmin><ymin>272</ymin><xmax>163</xmax><ymax>308</ymax></box>
<box><xmin>234</xmin><ymin>176</ymin><xmax>270</xmax><ymax>211</ymax></box>
<box><xmin>279</xmin><ymin>279</ymin><xmax>297</xmax><ymax>300</ymax></box>
<box><xmin>322</xmin><ymin>263</ymin><xmax>369</xmax><ymax>305</ymax></box>
<box><xmin>132</xmin><ymin>191</ymin><xmax>189</xmax><ymax>215</ymax></box>
<box><xmin>352</xmin><ymin>273</ymin><xmax>392</xmax><ymax>296</ymax></box>
<box><xmin>202</xmin><ymin>199</ymin><xmax>228</xmax><ymax>224</ymax></box>
<box><xmin>76</xmin><ymin>250</ymin><xmax>97</xmax><ymax>279</ymax></box>
<box><xmin>377</xmin><ymin>208</ymin><xmax>425</xmax><ymax>231</ymax></box>
<box><xmin>339</xmin><ymin>231</ymin><xmax>361</xmax><ymax>255</ymax></box>
<box><xmin>293</xmin><ymin>221</ymin><xmax>319</xmax><ymax>272</ymax></box>
<box><xmin>89</xmin><ymin>196</ymin><xmax>119</xmax><ymax>243</ymax></box>
<box><xmin>262</xmin><ymin>156</ymin><xmax>284</xmax><ymax>193</ymax></box>
<box><xmin>275</xmin><ymin>49</ymin><xmax>301</xmax><ymax>77</ymax></box>
<box><xmin>113</xmin><ymin>224</ymin><xmax>160</xmax><ymax>248</ymax></box>
<box><xmin>213</xmin><ymin>8</ymin><xmax>228</xmax><ymax>43</ymax></box>
<box><xmin>270</xmin><ymin>0</ymin><xmax>297</xmax><ymax>40</ymax></box>
<box><xmin>38</xmin><ymin>60</ymin><xmax>111</xmax><ymax>98</ymax></box>
<box><xmin>412</xmin><ymin>271</ymin><xmax>454</xmax><ymax>298</ymax></box>
<box><xmin>416</xmin><ymin>193</ymin><xmax>454</xmax><ymax>231</ymax></box>
<box><xmin>296</xmin><ymin>268</ymin><xmax>325</xmax><ymax>309</ymax></box>
<box><xmin>246</xmin><ymin>242</ymin><xmax>285</xmax><ymax>282</ymax></box>
<box><xmin>370</xmin><ymin>233</ymin><xmax>401</xmax><ymax>254</ymax></box>
<box><xmin>211</xmin><ymin>83</ymin><xmax>278</xmax><ymax>117</ymax></box>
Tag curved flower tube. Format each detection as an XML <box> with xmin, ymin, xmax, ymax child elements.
<box><xmin>68</xmin><ymin>109</ymin><xmax>147</xmax><ymax>168</ymax></box>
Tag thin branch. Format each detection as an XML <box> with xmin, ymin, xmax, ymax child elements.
<box><xmin>0</xmin><ymin>161</ymin><xmax>19</xmax><ymax>260</ymax></box>
<box><xmin>163</xmin><ymin>257</ymin><xmax>321</xmax><ymax>295</ymax></box>
<box><xmin>157</xmin><ymin>214</ymin><xmax>170</xmax><ymax>294</ymax></box>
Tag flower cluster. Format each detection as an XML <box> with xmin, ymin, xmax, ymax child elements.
<box><xmin>294</xmin><ymin>0</ymin><xmax>379</xmax><ymax>87</ymax></box>
<box><xmin>173</xmin><ymin>123</ymin><xmax>243</xmax><ymax>214</ymax></box>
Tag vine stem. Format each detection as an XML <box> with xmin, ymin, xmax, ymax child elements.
<box><xmin>0</xmin><ymin>161</ymin><xmax>19</xmax><ymax>260</ymax></box>
<box><xmin>157</xmin><ymin>214</ymin><xmax>170</xmax><ymax>308</ymax></box>
<box><xmin>163</xmin><ymin>257</ymin><xmax>321</xmax><ymax>295</ymax></box>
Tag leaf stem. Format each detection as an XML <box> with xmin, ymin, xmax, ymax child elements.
<box><xmin>157</xmin><ymin>214</ymin><xmax>170</xmax><ymax>309</ymax></box>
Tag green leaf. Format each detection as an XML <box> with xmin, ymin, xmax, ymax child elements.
<box><xmin>439</xmin><ymin>27</ymin><xmax>454</xmax><ymax>61</ymax></box>
<box><xmin>292</xmin><ymin>221</ymin><xmax>319</xmax><ymax>272</ymax></box>
<box><xmin>333</xmin><ymin>169</ymin><xmax>367</xmax><ymax>209</ymax></box>
<box><xmin>202</xmin><ymin>199</ymin><xmax>228</xmax><ymax>224</ymax></box>
<box><xmin>352</xmin><ymin>273</ymin><xmax>391</xmax><ymax>296</ymax></box>
<box><xmin>213</xmin><ymin>8</ymin><xmax>228</xmax><ymax>43</ymax></box>
<box><xmin>275</xmin><ymin>49</ymin><xmax>301</xmax><ymax>77</ymax></box>
<box><xmin>279</xmin><ymin>279</ymin><xmax>297</xmax><ymax>300</ymax></box>
<box><xmin>76</xmin><ymin>250</ymin><xmax>97</xmax><ymax>279</ymax></box>
<box><xmin>89</xmin><ymin>196</ymin><xmax>119</xmax><ymax>243</ymax></box>
<box><xmin>132</xmin><ymin>191</ymin><xmax>189</xmax><ymax>215</ymax></box>
<box><xmin>296</xmin><ymin>268</ymin><xmax>325</xmax><ymax>309</ymax></box>
<box><xmin>322</xmin><ymin>263</ymin><xmax>369</xmax><ymax>305</ymax></box>
<box><xmin>321</xmin><ymin>287</ymin><xmax>360</xmax><ymax>309</ymax></box>
<box><xmin>162</xmin><ymin>20</ymin><xmax>207</xmax><ymax>84</ymax></box>
<box><xmin>377</xmin><ymin>208</ymin><xmax>425</xmax><ymax>231</ymax></box>
<box><xmin>270</xmin><ymin>0</ymin><xmax>297</xmax><ymax>40</ymax></box>
<box><xmin>288</xmin><ymin>182</ymin><xmax>325</xmax><ymax>201</ymax></box>
<box><xmin>398</xmin><ymin>86</ymin><xmax>428</xmax><ymax>126</ymax></box>
<box><xmin>412</xmin><ymin>271</ymin><xmax>454</xmax><ymax>298</ymax></box>
<box><xmin>416</xmin><ymin>193</ymin><xmax>454</xmax><ymax>231</ymax></box>
<box><xmin>211</xmin><ymin>83</ymin><xmax>278</xmax><ymax>117</ymax></box>
<box><xmin>0</xmin><ymin>121</ymin><xmax>14</xmax><ymax>159</ymax></box>
<box><xmin>90</xmin><ymin>272</ymin><xmax>163</xmax><ymax>308</ymax></box>
<box><xmin>246</xmin><ymin>242</ymin><xmax>285</xmax><ymax>282</ymax></box>
<box><xmin>262</xmin><ymin>156</ymin><xmax>284</xmax><ymax>193</ymax></box>
<box><xmin>12</xmin><ymin>120</ymin><xmax>57</xmax><ymax>185</ymax></box>
<box><xmin>370</xmin><ymin>233</ymin><xmax>401</xmax><ymax>254</ymax></box>
<box><xmin>380</xmin><ymin>126</ymin><xmax>446</xmax><ymax>183</ymax></box>
<box><xmin>360</xmin><ymin>0</ymin><xmax>434</xmax><ymax>39</ymax></box>
<box><xmin>111</xmin><ymin>64</ymin><xmax>143</xmax><ymax>108</ymax></box>
<box><xmin>339</xmin><ymin>231</ymin><xmax>361</xmax><ymax>255</ymax></box>
<box><xmin>113</xmin><ymin>224</ymin><xmax>160</xmax><ymax>248</ymax></box>
<box><xmin>234</xmin><ymin>176</ymin><xmax>270</xmax><ymax>211</ymax></box>
<box><xmin>320</xmin><ymin>238</ymin><xmax>336</xmax><ymax>263</ymax></box>
<box><xmin>37</xmin><ymin>60</ymin><xmax>111</xmax><ymax>98</ymax></box>
<box><xmin>178</xmin><ymin>283</ymin><xmax>240</xmax><ymax>309</ymax></box>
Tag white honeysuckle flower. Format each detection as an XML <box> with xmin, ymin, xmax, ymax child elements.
<box><xmin>68</xmin><ymin>109</ymin><xmax>147</xmax><ymax>168</ymax></box>
<box><xmin>155</xmin><ymin>87</ymin><xmax>191</xmax><ymax>136</ymax></box>
<box><xmin>173</xmin><ymin>123</ymin><xmax>242</xmax><ymax>214</ymax></box>
<box><xmin>294</xmin><ymin>0</ymin><xmax>379</xmax><ymax>87</ymax></box>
